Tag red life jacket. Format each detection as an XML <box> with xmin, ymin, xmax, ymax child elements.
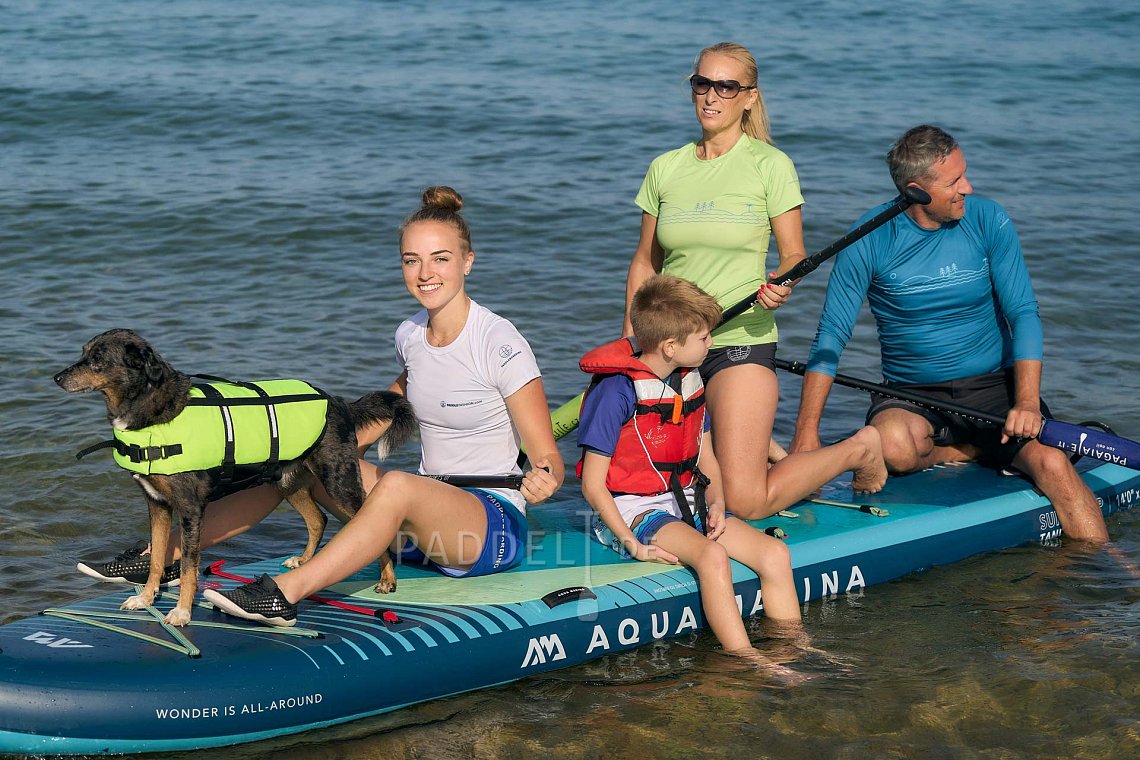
<box><xmin>575</xmin><ymin>338</ymin><xmax>707</xmax><ymax>509</ymax></box>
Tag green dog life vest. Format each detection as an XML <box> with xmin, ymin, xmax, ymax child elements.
<box><xmin>82</xmin><ymin>379</ymin><xmax>330</xmax><ymax>498</ymax></box>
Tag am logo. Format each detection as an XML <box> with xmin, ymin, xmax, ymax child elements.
<box><xmin>520</xmin><ymin>633</ymin><xmax>566</xmax><ymax>668</ymax></box>
<box><xmin>23</xmin><ymin>631</ymin><xmax>93</xmax><ymax>649</ymax></box>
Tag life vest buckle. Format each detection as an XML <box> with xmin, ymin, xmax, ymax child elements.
<box><xmin>126</xmin><ymin>443</ymin><xmax>184</xmax><ymax>463</ymax></box>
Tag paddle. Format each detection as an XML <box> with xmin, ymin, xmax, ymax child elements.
<box><xmin>421</xmin><ymin>473</ymin><xmax>525</xmax><ymax>489</ymax></box>
<box><xmin>546</xmin><ymin>186</ymin><xmax>933</xmax><ymax>440</ymax></box>
<box><xmin>717</xmin><ymin>185</ymin><xmax>932</xmax><ymax>325</ymax></box>
<box><xmin>776</xmin><ymin>359</ymin><xmax>1140</xmax><ymax>471</ymax></box>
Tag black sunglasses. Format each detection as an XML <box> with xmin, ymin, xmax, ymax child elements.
<box><xmin>689</xmin><ymin>74</ymin><xmax>756</xmax><ymax>99</ymax></box>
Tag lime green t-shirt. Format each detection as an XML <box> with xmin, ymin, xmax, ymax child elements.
<box><xmin>634</xmin><ymin>134</ymin><xmax>804</xmax><ymax>348</ymax></box>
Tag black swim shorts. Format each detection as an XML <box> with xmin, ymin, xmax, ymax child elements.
<box><xmin>865</xmin><ymin>368</ymin><xmax>1051</xmax><ymax>470</ymax></box>
<box><xmin>699</xmin><ymin>342</ymin><xmax>777</xmax><ymax>384</ymax></box>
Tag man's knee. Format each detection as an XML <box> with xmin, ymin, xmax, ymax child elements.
<box><xmin>1020</xmin><ymin>443</ymin><xmax>1079</xmax><ymax>485</ymax></box>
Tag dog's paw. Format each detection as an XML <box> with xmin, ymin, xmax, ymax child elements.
<box><xmin>373</xmin><ymin>577</ymin><xmax>397</xmax><ymax>594</ymax></box>
<box><xmin>164</xmin><ymin>607</ymin><xmax>192</xmax><ymax>627</ymax></box>
<box><xmin>121</xmin><ymin>593</ymin><xmax>154</xmax><ymax>611</ymax></box>
<box><xmin>283</xmin><ymin>555</ymin><xmax>307</xmax><ymax>569</ymax></box>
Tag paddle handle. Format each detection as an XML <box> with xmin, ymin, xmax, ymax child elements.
<box><xmin>719</xmin><ymin>186</ymin><xmax>931</xmax><ymax>325</ymax></box>
<box><xmin>1039</xmin><ymin>419</ymin><xmax>1139</xmax><ymax>469</ymax></box>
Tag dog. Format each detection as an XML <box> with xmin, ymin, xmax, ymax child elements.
<box><xmin>56</xmin><ymin>328</ymin><xmax>417</xmax><ymax>626</ymax></box>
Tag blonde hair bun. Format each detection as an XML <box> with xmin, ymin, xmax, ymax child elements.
<box><xmin>421</xmin><ymin>186</ymin><xmax>463</xmax><ymax>213</ymax></box>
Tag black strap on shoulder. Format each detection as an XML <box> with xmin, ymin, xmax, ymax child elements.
<box><xmin>75</xmin><ymin>439</ymin><xmax>183</xmax><ymax>463</ymax></box>
<box><xmin>187</xmin><ymin>374</ymin><xmax>328</xmax><ymax>407</ymax></box>
<box><xmin>226</xmin><ymin>380</ymin><xmax>281</xmax><ymax>483</ymax></box>
<box><xmin>193</xmin><ymin>383</ymin><xmax>236</xmax><ymax>489</ymax></box>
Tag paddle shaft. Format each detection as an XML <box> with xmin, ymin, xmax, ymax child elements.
<box><xmin>718</xmin><ymin>186</ymin><xmax>931</xmax><ymax>325</ymax></box>
<box><xmin>547</xmin><ymin>188</ymin><xmax>932</xmax><ymax>441</ymax></box>
<box><xmin>777</xmin><ymin>359</ymin><xmax>1140</xmax><ymax>470</ymax></box>
<box><xmin>776</xmin><ymin>359</ymin><xmax>1004</xmax><ymax>426</ymax></box>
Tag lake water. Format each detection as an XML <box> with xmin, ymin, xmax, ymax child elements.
<box><xmin>2</xmin><ymin>1</ymin><xmax>1138</xmax><ymax>757</ymax></box>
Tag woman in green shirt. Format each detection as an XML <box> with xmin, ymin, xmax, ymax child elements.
<box><xmin>623</xmin><ymin>42</ymin><xmax>886</xmax><ymax>520</ymax></box>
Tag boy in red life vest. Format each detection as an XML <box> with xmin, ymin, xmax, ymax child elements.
<box><xmin>577</xmin><ymin>275</ymin><xmax>802</xmax><ymax>662</ymax></box>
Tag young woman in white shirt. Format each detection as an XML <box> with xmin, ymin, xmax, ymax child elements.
<box><xmin>206</xmin><ymin>186</ymin><xmax>564</xmax><ymax>625</ymax></box>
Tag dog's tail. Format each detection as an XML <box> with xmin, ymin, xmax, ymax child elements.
<box><xmin>350</xmin><ymin>391</ymin><xmax>417</xmax><ymax>459</ymax></box>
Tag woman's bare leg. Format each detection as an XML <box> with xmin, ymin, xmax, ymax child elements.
<box><xmin>706</xmin><ymin>364</ymin><xmax>886</xmax><ymax>520</ymax></box>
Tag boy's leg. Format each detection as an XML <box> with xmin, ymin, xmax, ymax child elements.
<box><xmin>651</xmin><ymin>522</ymin><xmax>752</xmax><ymax>652</ymax></box>
<box><xmin>714</xmin><ymin>517</ymin><xmax>800</xmax><ymax>622</ymax></box>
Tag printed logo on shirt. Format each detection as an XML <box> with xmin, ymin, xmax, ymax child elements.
<box><xmin>440</xmin><ymin>399</ymin><xmax>485</xmax><ymax>408</ymax></box>
<box><xmin>499</xmin><ymin>344</ymin><xmax>522</xmax><ymax>368</ymax></box>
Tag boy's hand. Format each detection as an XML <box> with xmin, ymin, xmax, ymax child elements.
<box><xmin>622</xmin><ymin>537</ymin><xmax>679</xmax><ymax>565</ymax></box>
<box><xmin>520</xmin><ymin>458</ymin><xmax>560</xmax><ymax>504</ymax></box>
<box><xmin>705</xmin><ymin>500</ymin><xmax>727</xmax><ymax>541</ymax></box>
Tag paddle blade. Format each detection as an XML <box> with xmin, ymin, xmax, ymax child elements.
<box><xmin>551</xmin><ymin>392</ymin><xmax>584</xmax><ymax>441</ymax></box>
<box><xmin>1040</xmin><ymin>419</ymin><xmax>1140</xmax><ymax>470</ymax></box>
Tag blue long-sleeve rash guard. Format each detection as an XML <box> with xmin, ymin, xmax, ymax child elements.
<box><xmin>807</xmin><ymin>195</ymin><xmax>1043</xmax><ymax>384</ymax></box>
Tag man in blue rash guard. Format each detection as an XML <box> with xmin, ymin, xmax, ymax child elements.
<box><xmin>789</xmin><ymin>125</ymin><xmax>1108</xmax><ymax>542</ymax></box>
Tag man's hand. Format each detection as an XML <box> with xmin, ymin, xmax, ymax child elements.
<box><xmin>1003</xmin><ymin>405</ymin><xmax>1043</xmax><ymax>444</ymax></box>
<box><xmin>790</xmin><ymin>428</ymin><xmax>822</xmax><ymax>454</ymax></box>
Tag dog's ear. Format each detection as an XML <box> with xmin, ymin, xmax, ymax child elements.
<box><xmin>124</xmin><ymin>343</ymin><xmax>167</xmax><ymax>385</ymax></box>
<box><xmin>142</xmin><ymin>346</ymin><xmax>166</xmax><ymax>385</ymax></box>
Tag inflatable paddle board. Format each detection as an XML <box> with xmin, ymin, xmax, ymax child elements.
<box><xmin>1</xmin><ymin>461</ymin><xmax>1137</xmax><ymax>755</ymax></box>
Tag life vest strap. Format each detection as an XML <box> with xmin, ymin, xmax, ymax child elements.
<box><xmin>191</xmin><ymin>377</ymin><xmax>285</xmax><ymax>487</ymax></box>
<box><xmin>75</xmin><ymin>439</ymin><xmax>184</xmax><ymax>464</ymax></box>
<box><xmin>649</xmin><ymin>455</ymin><xmax>700</xmax><ymax>476</ymax></box>
<box><xmin>667</xmin><ymin>467</ymin><xmax>710</xmax><ymax>536</ymax></box>
<box><xmin>637</xmin><ymin>396</ymin><xmax>705</xmax><ymax>422</ymax></box>
<box><xmin>193</xmin><ymin>383</ymin><xmax>236</xmax><ymax>488</ymax></box>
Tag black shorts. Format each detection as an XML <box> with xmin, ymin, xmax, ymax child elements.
<box><xmin>699</xmin><ymin>342</ymin><xmax>776</xmax><ymax>384</ymax></box>
<box><xmin>865</xmin><ymin>368</ymin><xmax>1052</xmax><ymax>470</ymax></box>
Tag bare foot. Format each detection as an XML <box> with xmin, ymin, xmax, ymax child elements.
<box><xmin>768</xmin><ymin>438</ymin><xmax>789</xmax><ymax>465</ymax></box>
<box><xmin>724</xmin><ymin>646</ymin><xmax>815</xmax><ymax>685</ymax></box>
<box><xmin>849</xmin><ymin>426</ymin><xmax>888</xmax><ymax>493</ymax></box>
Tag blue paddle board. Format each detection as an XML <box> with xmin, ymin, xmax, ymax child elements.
<box><xmin>1</xmin><ymin>461</ymin><xmax>1137</xmax><ymax>755</ymax></box>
